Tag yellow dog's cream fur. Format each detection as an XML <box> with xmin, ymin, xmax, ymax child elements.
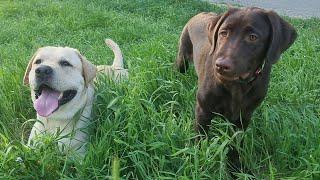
<box><xmin>97</xmin><ymin>39</ymin><xmax>128</xmax><ymax>81</ymax></box>
<box><xmin>23</xmin><ymin>39</ymin><xmax>127</xmax><ymax>157</ymax></box>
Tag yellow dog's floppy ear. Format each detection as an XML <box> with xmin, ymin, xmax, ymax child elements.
<box><xmin>23</xmin><ymin>49</ymin><xmax>39</xmax><ymax>86</ymax></box>
<box><xmin>75</xmin><ymin>50</ymin><xmax>97</xmax><ymax>87</ymax></box>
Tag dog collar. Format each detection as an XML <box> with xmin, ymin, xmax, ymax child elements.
<box><xmin>238</xmin><ymin>59</ymin><xmax>265</xmax><ymax>84</ymax></box>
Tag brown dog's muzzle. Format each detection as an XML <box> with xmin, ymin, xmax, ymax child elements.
<box><xmin>215</xmin><ymin>58</ymin><xmax>233</xmax><ymax>74</ymax></box>
<box><xmin>215</xmin><ymin>57</ymin><xmax>254</xmax><ymax>82</ymax></box>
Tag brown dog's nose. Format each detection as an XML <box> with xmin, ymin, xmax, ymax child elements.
<box><xmin>35</xmin><ymin>66</ymin><xmax>53</xmax><ymax>77</ymax></box>
<box><xmin>215</xmin><ymin>59</ymin><xmax>232</xmax><ymax>72</ymax></box>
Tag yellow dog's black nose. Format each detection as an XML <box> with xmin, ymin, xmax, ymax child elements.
<box><xmin>35</xmin><ymin>65</ymin><xmax>53</xmax><ymax>77</ymax></box>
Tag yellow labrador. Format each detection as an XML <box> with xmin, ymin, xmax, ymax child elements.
<box><xmin>23</xmin><ymin>39</ymin><xmax>127</xmax><ymax>157</ymax></box>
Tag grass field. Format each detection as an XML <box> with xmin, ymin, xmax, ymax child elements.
<box><xmin>0</xmin><ymin>0</ymin><xmax>319</xmax><ymax>179</ymax></box>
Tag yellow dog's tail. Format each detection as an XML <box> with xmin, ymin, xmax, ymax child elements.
<box><xmin>105</xmin><ymin>39</ymin><xmax>124</xmax><ymax>69</ymax></box>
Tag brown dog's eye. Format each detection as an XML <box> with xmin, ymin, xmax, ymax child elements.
<box><xmin>249</xmin><ymin>34</ymin><xmax>258</xmax><ymax>41</ymax></box>
<box><xmin>34</xmin><ymin>59</ymin><xmax>42</xmax><ymax>64</ymax></box>
<box><xmin>219</xmin><ymin>30</ymin><xmax>228</xmax><ymax>38</ymax></box>
<box><xmin>59</xmin><ymin>60</ymin><xmax>72</xmax><ymax>67</ymax></box>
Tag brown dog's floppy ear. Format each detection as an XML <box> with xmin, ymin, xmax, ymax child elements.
<box><xmin>23</xmin><ymin>49</ymin><xmax>40</xmax><ymax>86</ymax></box>
<box><xmin>207</xmin><ymin>15</ymin><xmax>219</xmax><ymax>45</ymax></box>
<box><xmin>209</xmin><ymin>7</ymin><xmax>238</xmax><ymax>55</ymax></box>
<box><xmin>75</xmin><ymin>50</ymin><xmax>97</xmax><ymax>87</ymax></box>
<box><xmin>266</xmin><ymin>11</ymin><xmax>297</xmax><ymax>64</ymax></box>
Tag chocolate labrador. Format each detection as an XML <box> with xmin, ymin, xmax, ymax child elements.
<box><xmin>176</xmin><ymin>7</ymin><xmax>297</xmax><ymax>173</ymax></box>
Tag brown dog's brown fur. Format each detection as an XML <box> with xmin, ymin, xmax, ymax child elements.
<box><xmin>176</xmin><ymin>7</ymin><xmax>297</xmax><ymax>173</ymax></box>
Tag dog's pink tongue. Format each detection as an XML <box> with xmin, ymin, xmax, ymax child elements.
<box><xmin>34</xmin><ymin>89</ymin><xmax>60</xmax><ymax>117</ymax></box>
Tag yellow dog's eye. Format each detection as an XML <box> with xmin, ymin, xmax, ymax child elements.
<box><xmin>249</xmin><ymin>34</ymin><xmax>258</xmax><ymax>41</ymax></box>
<box><xmin>34</xmin><ymin>59</ymin><xmax>42</xmax><ymax>64</ymax></box>
<box><xmin>59</xmin><ymin>60</ymin><xmax>72</xmax><ymax>67</ymax></box>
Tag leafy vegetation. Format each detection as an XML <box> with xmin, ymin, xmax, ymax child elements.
<box><xmin>0</xmin><ymin>0</ymin><xmax>319</xmax><ymax>179</ymax></box>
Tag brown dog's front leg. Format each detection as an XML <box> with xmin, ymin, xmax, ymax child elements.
<box><xmin>228</xmin><ymin>116</ymin><xmax>252</xmax><ymax>177</ymax></box>
<box><xmin>227</xmin><ymin>146</ymin><xmax>242</xmax><ymax>178</ymax></box>
<box><xmin>195</xmin><ymin>101</ymin><xmax>213</xmax><ymax>139</ymax></box>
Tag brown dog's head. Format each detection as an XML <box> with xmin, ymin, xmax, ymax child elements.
<box><xmin>208</xmin><ymin>7</ymin><xmax>297</xmax><ymax>82</ymax></box>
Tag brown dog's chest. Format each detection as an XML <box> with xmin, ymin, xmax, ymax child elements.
<box><xmin>197</xmin><ymin>80</ymin><xmax>266</xmax><ymax>126</ymax></box>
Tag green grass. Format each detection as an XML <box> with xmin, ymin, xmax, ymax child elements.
<box><xmin>0</xmin><ymin>0</ymin><xmax>319</xmax><ymax>179</ymax></box>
